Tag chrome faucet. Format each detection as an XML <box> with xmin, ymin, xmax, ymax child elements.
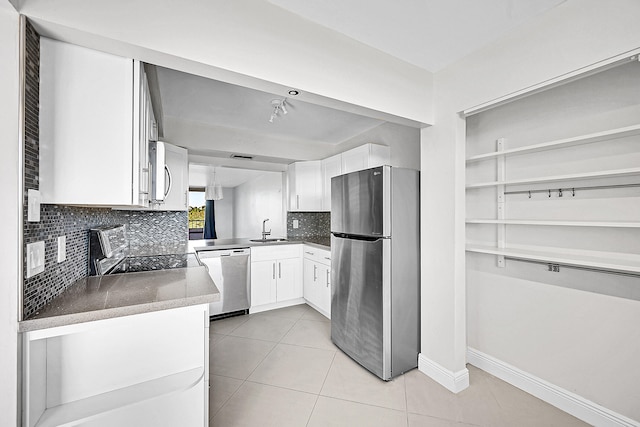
<box><xmin>261</xmin><ymin>219</ymin><xmax>271</xmax><ymax>240</ymax></box>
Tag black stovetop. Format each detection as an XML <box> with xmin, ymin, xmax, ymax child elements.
<box><xmin>107</xmin><ymin>253</ymin><xmax>201</xmax><ymax>275</ymax></box>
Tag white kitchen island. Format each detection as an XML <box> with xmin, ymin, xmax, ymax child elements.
<box><xmin>19</xmin><ymin>266</ymin><xmax>219</xmax><ymax>427</ymax></box>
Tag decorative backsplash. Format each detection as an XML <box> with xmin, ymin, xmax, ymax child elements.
<box><xmin>23</xmin><ymin>207</ymin><xmax>187</xmax><ymax>318</ymax></box>
<box><xmin>286</xmin><ymin>211</ymin><xmax>331</xmax><ymax>238</ymax></box>
<box><xmin>22</xmin><ymin>21</ymin><xmax>188</xmax><ymax>319</ymax></box>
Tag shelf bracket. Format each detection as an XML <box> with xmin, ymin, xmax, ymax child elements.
<box><xmin>496</xmin><ymin>138</ymin><xmax>506</xmax><ymax>268</ymax></box>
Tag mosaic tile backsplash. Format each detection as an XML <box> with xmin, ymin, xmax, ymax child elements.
<box><xmin>287</xmin><ymin>211</ymin><xmax>331</xmax><ymax>238</ymax></box>
<box><xmin>22</xmin><ymin>21</ymin><xmax>188</xmax><ymax>318</ymax></box>
<box><xmin>23</xmin><ymin>207</ymin><xmax>187</xmax><ymax>318</ymax></box>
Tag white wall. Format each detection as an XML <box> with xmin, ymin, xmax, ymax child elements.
<box><xmin>334</xmin><ymin>122</ymin><xmax>421</xmax><ymax>170</ymax></box>
<box><xmin>422</xmin><ymin>0</ymin><xmax>640</xmax><ymax>420</ymax></box>
<box><xmin>0</xmin><ymin>3</ymin><xmax>20</xmax><ymax>426</ymax></box>
<box><xmin>213</xmin><ymin>187</ymin><xmax>234</xmax><ymax>239</ymax></box>
<box><xmin>233</xmin><ymin>173</ymin><xmax>285</xmax><ymax>239</ymax></box>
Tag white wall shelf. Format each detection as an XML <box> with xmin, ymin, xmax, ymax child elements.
<box><xmin>466</xmin><ymin>167</ymin><xmax>640</xmax><ymax>189</ymax></box>
<box><xmin>466</xmin><ymin>244</ymin><xmax>640</xmax><ymax>274</ymax></box>
<box><xmin>465</xmin><ymin>219</ymin><xmax>640</xmax><ymax>228</ymax></box>
<box><xmin>466</xmin><ymin>124</ymin><xmax>640</xmax><ymax>163</ymax></box>
<box><xmin>35</xmin><ymin>367</ymin><xmax>203</xmax><ymax>427</ymax></box>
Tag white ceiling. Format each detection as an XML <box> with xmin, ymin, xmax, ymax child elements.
<box><xmin>157</xmin><ymin>67</ymin><xmax>384</xmax><ymax>146</ymax></box>
<box><xmin>188</xmin><ymin>164</ymin><xmax>278</xmax><ymax>188</ymax></box>
<box><xmin>155</xmin><ymin>0</ymin><xmax>566</xmax><ymax>186</ymax></box>
<box><xmin>267</xmin><ymin>0</ymin><xmax>566</xmax><ymax>72</ymax></box>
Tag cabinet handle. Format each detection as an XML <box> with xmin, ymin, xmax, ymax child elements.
<box><xmin>273</xmin><ymin>263</ymin><xmax>276</xmax><ymax>280</ymax></box>
<box><xmin>296</xmin><ymin>195</ymin><xmax>299</xmax><ymax>209</ymax></box>
<box><xmin>305</xmin><ymin>251</ymin><xmax>314</xmax><ymax>255</ymax></box>
<box><xmin>324</xmin><ymin>257</ymin><xmax>331</xmax><ymax>261</ymax></box>
<box><xmin>313</xmin><ymin>264</ymin><xmax>317</xmax><ymax>281</ymax></box>
<box><xmin>326</xmin><ymin>270</ymin><xmax>330</xmax><ymax>287</ymax></box>
<box><xmin>278</xmin><ymin>262</ymin><xmax>281</xmax><ymax>279</ymax></box>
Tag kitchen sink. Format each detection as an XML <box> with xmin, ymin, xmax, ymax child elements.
<box><xmin>249</xmin><ymin>238</ymin><xmax>288</xmax><ymax>243</ymax></box>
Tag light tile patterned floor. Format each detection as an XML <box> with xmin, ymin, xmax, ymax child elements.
<box><xmin>209</xmin><ymin>304</ymin><xmax>590</xmax><ymax>427</ymax></box>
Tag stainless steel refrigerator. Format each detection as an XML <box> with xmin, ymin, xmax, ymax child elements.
<box><xmin>331</xmin><ymin>165</ymin><xmax>420</xmax><ymax>381</ymax></box>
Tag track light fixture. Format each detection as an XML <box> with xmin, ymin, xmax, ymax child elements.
<box><xmin>269</xmin><ymin>98</ymin><xmax>288</xmax><ymax>123</ymax></box>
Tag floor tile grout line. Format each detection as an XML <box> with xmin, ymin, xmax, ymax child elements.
<box><xmin>305</xmin><ymin>394</ymin><xmax>321</xmax><ymax>427</ymax></box>
<box><xmin>242</xmin><ymin>378</ymin><xmax>322</xmax><ymax>397</ymax></box>
<box><xmin>402</xmin><ymin>374</ymin><xmax>409</xmax><ymax>427</ymax></box>
<box><xmin>318</xmin><ymin>350</ymin><xmax>337</xmax><ymax>396</ymax></box>
<box><xmin>317</xmin><ymin>395</ymin><xmax>409</xmax><ymax>414</ymax></box>
<box><xmin>208</xmin><ymin>376</ymin><xmax>245</xmax><ymax>421</ymax></box>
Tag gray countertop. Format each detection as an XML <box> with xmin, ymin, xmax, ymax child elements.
<box><xmin>188</xmin><ymin>235</ymin><xmax>331</xmax><ymax>252</ymax></box>
<box><xmin>20</xmin><ymin>266</ymin><xmax>220</xmax><ymax>332</ymax></box>
<box><xmin>20</xmin><ymin>236</ymin><xmax>330</xmax><ymax>333</ymax></box>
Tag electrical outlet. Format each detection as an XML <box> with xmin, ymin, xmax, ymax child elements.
<box><xmin>27</xmin><ymin>189</ymin><xmax>41</xmax><ymax>222</ymax></box>
<box><xmin>26</xmin><ymin>241</ymin><xmax>45</xmax><ymax>278</ymax></box>
<box><xmin>293</xmin><ymin>219</ymin><xmax>299</xmax><ymax>229</ymax></box>
<box><xmin>547</xmin><ymin>263</ymin><xmax>560</xmax><ymax>273</ymax></box>
<box><xmin>57</xmin><ymin>235</ymin><xmax>66</xmax><ymax>263</ymax></box>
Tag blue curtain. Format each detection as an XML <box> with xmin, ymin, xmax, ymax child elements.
<box><xmin>204</xmin><ymin>199</ymin><xmax>217</xmax><ymax>239</ymax></box>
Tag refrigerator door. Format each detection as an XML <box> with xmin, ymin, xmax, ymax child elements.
<box><xmin>331</xmin><ymin>234</ymin><xmax>391</xmax><ymax>379</ymax></box>
<box><xmin>331</xmin><ymin>166</ymin><xmax>390</xmax><ymax>237</ymax></box>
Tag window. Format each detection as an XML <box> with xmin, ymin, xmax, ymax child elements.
<box><xmin>188</xmin><ymin>188</ymin><xmax>205</xmax><ymax>240</ymax></box>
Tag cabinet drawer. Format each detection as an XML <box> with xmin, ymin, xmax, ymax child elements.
<box><xmin>251</xmin><ymin>244</ymin><xmax>302</xmax><ymax>262</ymax></box>
<box><xmin>303</xmin><ymin>245</ymin><xmax>331</xmax><ymax>265</ymax></box>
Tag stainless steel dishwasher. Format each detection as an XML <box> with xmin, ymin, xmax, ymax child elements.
<box><xmin>197</xmin><ymin>248</ymin><xmax>251</xmax><ymax>318</ymax></box>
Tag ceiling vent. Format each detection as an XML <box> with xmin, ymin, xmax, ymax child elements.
<box><xmin>230</xmin><ymin>154</ymin><xmax>254</xmax><ymax>160</ymax></box>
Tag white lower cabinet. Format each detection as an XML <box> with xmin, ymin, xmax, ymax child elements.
<box><xmin>303</xmin><ymin>246</ymin><xmax>331</xmax><ymax>318</ymax></box>
<box><xmin>250</xmin><ymin>245</ymin><xmax>303</xmax><ymax>311</ymax></box>
<box><xmin>22</xmin><ymin>305</ymin><xmax>209</xmax><ymax>427</ymax></box>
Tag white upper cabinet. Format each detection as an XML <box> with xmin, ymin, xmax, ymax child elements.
<box><xmin>321</xmin><ymin>154</ymin><xmax>342</xmax><ymax>211</ymax></box>
<box><xmin>341</xmin><ymin>143</ymin><xmax>390</xmax><ymax>175</ymax></box>
<box><xmin>288</xmin><ymin>161</ymin><xmax>322</xmax><ymax>211</ymax></box>
<box><xmin>39</xmin><ymin>38</ymin><xmax>153</xmax><ymax>207</ymax></box>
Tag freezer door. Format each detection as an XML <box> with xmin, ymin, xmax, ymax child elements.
<box><xmin>331</xmin><ymin>166</ymin><xmax>390</xmax><ymax>237</ymax></box>
<box><xmin>331</xmin><ymin>235</ymin><xmax>391</xmax><ymax>379</ymax></box>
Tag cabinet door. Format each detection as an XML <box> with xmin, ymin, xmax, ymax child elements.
<box><xmin>288</xmin><ymin>161</ymin><xmax>322</xmax><ymax>211</ymax></box>
<box><xmin>276</xmin><ymin>257</ymin><xmax>303</xmax><ymax>301</ymax></box>
<box><xmin>318</xmin><ymin>263</ymin><xmax>331</xmax><ymax>316</ymax></box>
<box><xmin>39</xmin><ymin>38</ymin><xmax>137</xmax><ymax>206</ymax></box>
<box><xmin>303</xmin><ymin>258</ymin><xmax>319</xmax><ymax>307</ymax></box>
<box><xmin>321</xmin><ymin>154</ymin><xmax>342</xmax><ymax>211</ymax></box>
<box><xmin>341</xmin><ymin>145</ymin><xmax>370</xmax><ymax>175</ymax></box>
<box><xmin>250</xmin><ymin>261</ymin><xmax>277</xmax><ymax>306</ymax></box>
<box><xmin>136</xmin><ymin>67</ymin><xmax>151</xmax><ymax>207</ymax></box>
<box><xmin>161</xmin><ymin>143</ymin><xmax>188</xmax><ymax>211</ymax></box>
<box><xmin>340</xmin><ymin>144</ymin><xmax>390</xmax><ymax>175</ymax></box>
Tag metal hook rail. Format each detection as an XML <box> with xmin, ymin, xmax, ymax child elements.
<box><xmin>504</xmin><ymin>256</ymin><xmax>640</xmax><ymax>278</ymax></box>
<box><xmin>504</xmin><ymin>183</ymin><xmax>640</xmax><ymax>197</ymax></box>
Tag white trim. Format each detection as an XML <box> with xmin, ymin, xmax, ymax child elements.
<box><xmin>248</xmin><ymin>298</ymin><xmax>305</xmax><ymax>314</ymax></box>
<box><xmin>304</xmin><ymin>299</ymin><xmax>330</xmax><ymax>319</ymax></box>
<box><xmin>418</xmin><ymin>353</ymin><xmax>469</xmax><ymax>393</ymax></box>
<box><xmin>467</xmin><ymin>347</ymin><xmax>640</xmax><ymax>427</ymax></box>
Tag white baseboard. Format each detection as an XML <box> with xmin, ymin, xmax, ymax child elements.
<box><xmin>418</xmin><ymin>353</ymin><xmax>469</xmax><ymax>393</ymax></box>
<box><xmin>467</xmin><ymin>347</ymin><xmax>640</xmax><ymax>427</ymax></box>
<box><xmin>249</xmin><ymin>298</ymin><xmax>305</xmax><ymax>314</ymax></box>
<box><xmin>304</xmin><ymin>299</ymin><xmax>330</xmax><ymax>319</ymax></box>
